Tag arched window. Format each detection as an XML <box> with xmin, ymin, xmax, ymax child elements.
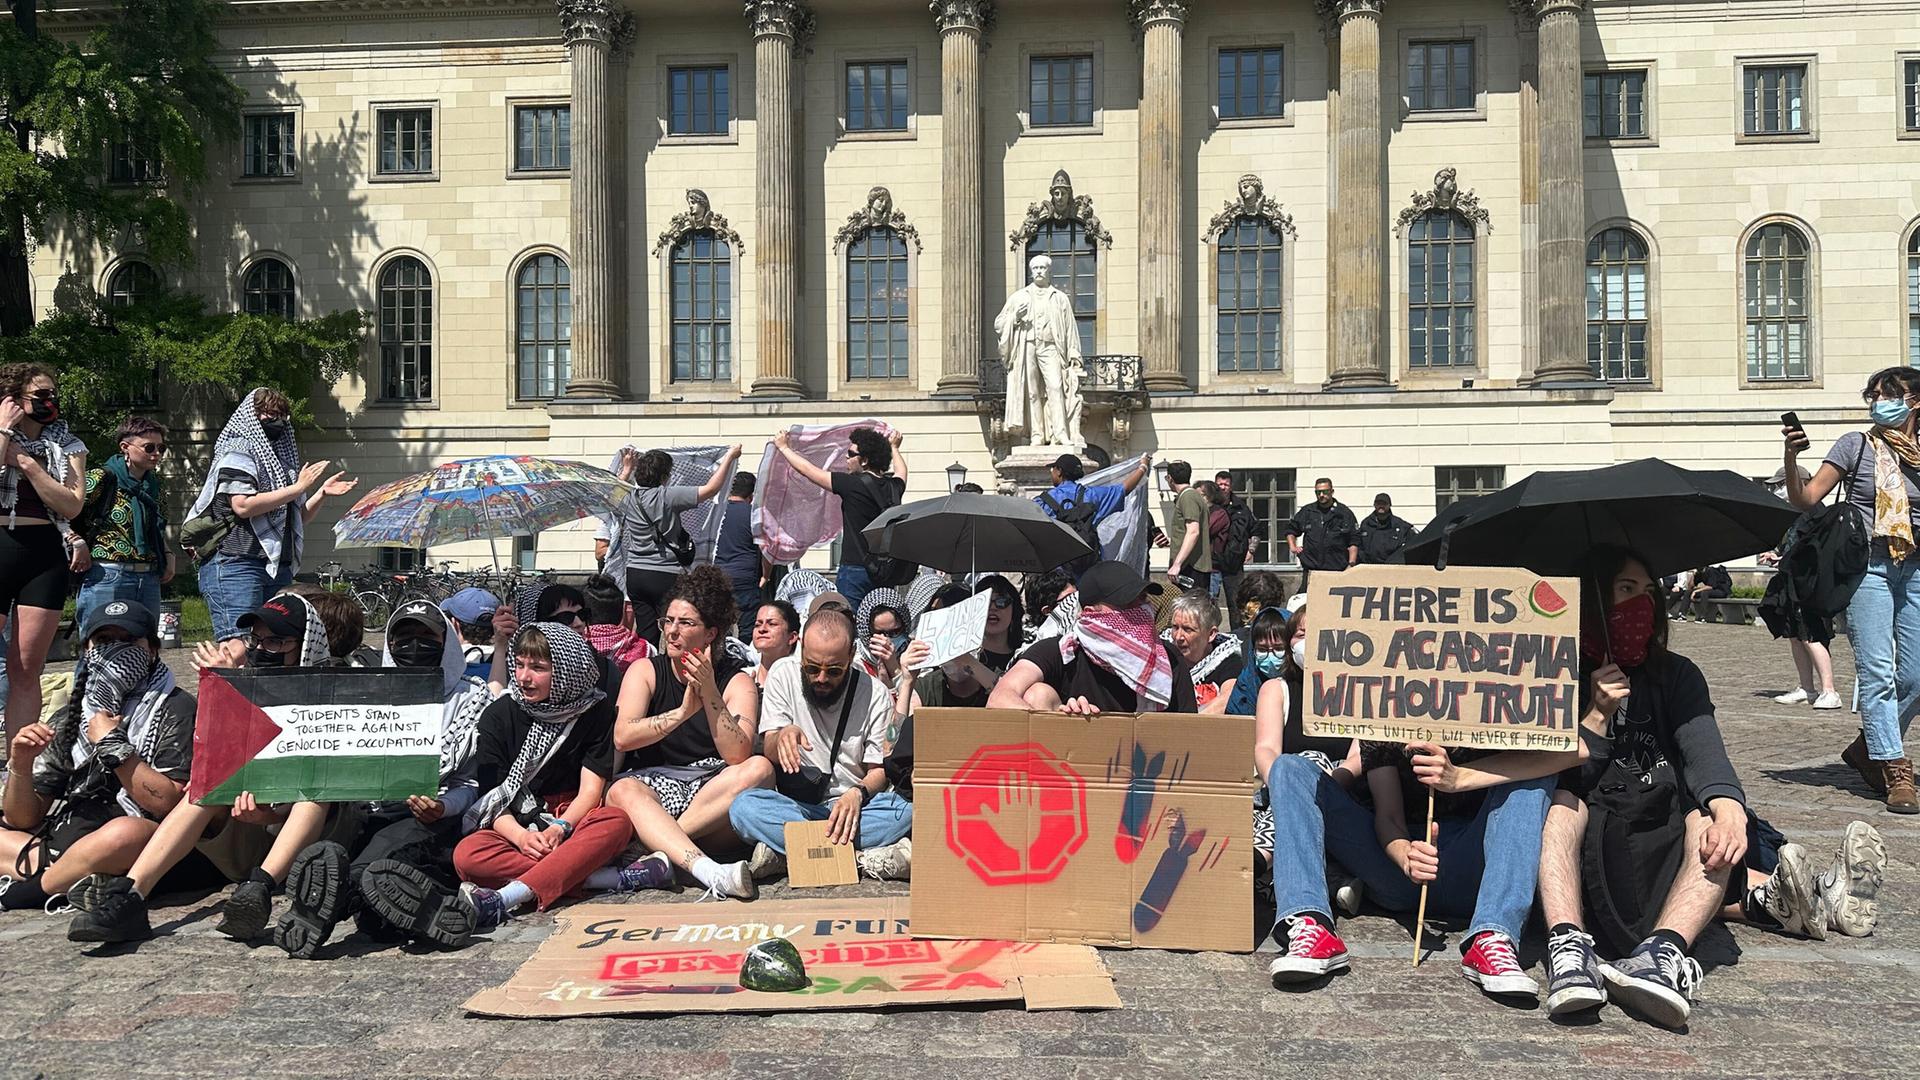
<box><xmin>1908</xmin><ymin>229</ymin><xmax>1920</xmax><ymax>365</ymax></box>
<box><xmin>242</xmin><ymin>258</ymin><xmax>297</xmax><ymax>319</ymax></box>
<box><xmin>847</xmin><ymin>227</ymin><xmax>909</xmax><ymax>380</ymax></box>
<box><xmin>1585</xmin><ymin>228</ymin><xmax>1650</xmax><ymax>382</ymax></box>
<box><xmin>1408</xmin><ymin>210</ymin><xmax>1475</xmax><ymax>369</ymax></box>
<box><xmin>1026</xmin><ymin>221</ymin><xmax>1097</xmax><ymax>358</ymax></box>
<box><xmin>670</xmin><ymin>231</ymin><xmax>731</xmax><ymax>382</ymax></box>
<box><xmin>107</xmin><ymin>261</ymin><xmax>158</xmax><ymax>308</ymax></box>
<box><xmin>1217</xmin><ymin>218</ymin><xmax>1284</xmax><ymax>373</ymax></box>
<box><xmin>1744</xmin><ymin>223</ymin><xmax>1811</xmax><ymax>382</ymax></box>
<box><xmin>377</xmin><ymin>256</ymin><xmax>433</xmax><ymax>402</ymax></box>
<box><xmin>515</xmin><ymin>254</ymin><xmax>572</xmax><ymax>400</ymax></box>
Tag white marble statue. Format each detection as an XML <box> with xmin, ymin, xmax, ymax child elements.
<box><xmin>993</xmin><ymin>254</ymin><xmax>1085</xmax><ymax>450</ymax></box>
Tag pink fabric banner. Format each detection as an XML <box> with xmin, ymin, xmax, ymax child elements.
<box><xmin>754</xmin><ymin>419</ymin><xmax>891</xmax><ymax>565</ymax></box>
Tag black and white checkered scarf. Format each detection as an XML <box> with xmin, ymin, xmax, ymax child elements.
<box><xmin>462</xmin><ymin>622</ymin><xmax>604</xmax><ymax>832</ymax></box>
<box><xmin>70</xmin><ymin>641</ymin><xmax>175</xmax><ymax>817</ymax></box>
<box><xmin>186</xmin><ymin>388</ymin><xmax>303</xmax><ymax>567</ymax></box>
<box><xmin>0</xmin><ymin>418</ymin><xmax>83</xmax><ymax>527</ymax></box>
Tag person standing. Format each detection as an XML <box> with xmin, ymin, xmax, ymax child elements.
<box><xmin>1758</xmin><ymin>465</ymin><xmax>1842</xmax><ymax>709</ymax></box>
<box><xmin>1355</xmin><ymin>493</ymin><xmax>1413</xmax><ymax>565</ymax></box>
<box><xmin>714</xmin><ymin>470</ymin><xmax>768</xmax><ymax>639</ymax></box>
<box><xmin>186</xmin><ymin>388</ymin><xmax>356</xmax><ymax>647</ymax></box>
<box><xmin>772</xmin><ymin>426</ymin><xmax>908</xmax><ymax>610</ymax></box>
<box><xmin>0</xmin><ymin>363</ymin><xmax>87</xmax><ymax>739</ymax></box>
<box><xmin>1162</xmin><ymin>461</ymin><xmax>1212</xmax><ymax>591</ymax></box>
<box><xmin>616</xmin><ymin>444</ymin><xmax>742</xmax><ymax>647</ymax></box>
<box><xmin>1288</xmin><ymin>478</ymin><xmax>1358</xmax><ymax>585</ymax></box>
<box><xmin>74</xmin><ymin>417</ymin><xmax>173</xmax><ymax>634</ymax></box>
<box><xmin>1213</xmin><ymin>471</ymin><xmax>1258</xmax><ymax>626</ymax></box>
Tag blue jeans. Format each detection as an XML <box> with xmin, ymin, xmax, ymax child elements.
<box><xmin>727</xmin><ymin>787</ymin><xmax>914</xmax><ymax>853</ymax></box>
<box><xmin>836</xmin><ymin>563</ymin><xmax>874</xmax><ymax>611</ymax></box>
<box><xmin>732</xmin><ymin>582</ymin><xmax>764</xmax><ymax>640</ymax></box>
<box><xmin>75</xmin><ymin>563</ymin><xmax>163</xmax><ymax>635</ymax></box>
<box><xmin>1847</xmin><ymin>552</ymin><xmax>1920</xmax><ymax>760</ymax></box>
<box><xmin>200</xmin><ymin>554</ymin><xmax>293</xmax><ymax>643</ymax></box>
<box><xmin>1265</xmin><ymin>754</ymin><xmax>1553</xmax><ymax>944</ymax></box>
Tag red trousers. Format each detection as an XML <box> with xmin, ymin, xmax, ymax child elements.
<box><xmin>452</xmin><ymin>794</ymin><xmax>633</xmax><ymax>910</ymax></box>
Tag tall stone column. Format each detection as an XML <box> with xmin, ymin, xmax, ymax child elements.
<box><xmin>933</xmin><ymin>1</ymin><xmax>992</xmax><ymax>395</ymax></box>
<box><xmin>1532</xmin><ymin>0</ymin><xmax>1590</xmax><ymax>384</ymax></box>
<box><xmin>1132</xmin><ymin>0</ymin><xmax>1189</xmax><ymax>393</ymax></box>
<box><xmin>1513</xmin><ymin>5</ymin><xmax>1541</xmax><ymax>377</ymax></box>
<box><xmin>559</xmin><ymin>0</ymin><xmax>623</xmax><ymax>399</ymax></box>
<box><xmin>1321</xmin><ymin>0</ymin><xmax>1388</xmax><ymax>389</ymax></box>
<box><xmin>745</xmin><ymin>0</ymin><xmax>812</xmax><ymax>398</ymax></box>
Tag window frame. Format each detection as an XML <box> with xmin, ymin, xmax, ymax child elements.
<box><xmin>1434</xmin><ymin>466</ymin><xmax>1506</xmax><ymax>515</ymax></box>
<box><xmin>506</xmin><ymin>98</ymin><xmax>572</xmax><ymax>179</ymax></box>
<box><xmin>369</xmin><ymin>101</ymin><xmax>440</xmax><ymax>182</ymax></box>
<box><xmin>662</xmin><ymin>229</ymin><xmax>738</xmax><ymax>389</ymax></box>
<box><xmin>842</xmin><ymin>225</ymin><xmax>915</xmax><ymax>385</ymax></box>
<box><xmin>105</xmin><ymin>140</ymin><xmax>163</xmax><ymax>186</ymax></box>
<box><xmin>239</xmin><ymin>254</ymin><xmax>299</xmax><ymax>320</ymax></box>
<box><xmin>510</xmin><ymin>247</ymin><xmax>573</xmax><ymax>404</ymax></box>
<box><xmin>1399</xmin><ymin>209</ymin><xmax>1487</xmax><ymax>379</ymax></box>
<box><xmin>1209</xmin><ymin>39</ymin><xmax>1294</xmax><ymax>130</ymax></box>
<box><xmin>1021</xmin><ymin>221</ymin><xmax>1101</xmax><ymax>360</ymax></box>
<box><xmin>1735</xmin><ymin>216</ymin><xmax>1820</xmax><ymax>389</ymax></box>
<box><xmin>1210</xmin><ymin>216</ymin><xmax>1291</xmax><ymax>381</ymax></box>
<box><xmin>1398</xmin><ymin>29</ymin><xmax>1488</xmax><ymax>123</ymax></box>
<box><xmin>1906</xmin><ymin>219</ymin><xmax>1920</xmax><ymax>369</ymax></box>
<box><xmin>238</xmin><ymin>108</ymin><xmax>301</xmax><ymax>183</ymax></box>
<box><xmin>838</xmin><ymin>53</ymin><xmax>917</xmax><ymax>142</ymax></box>
<box><xmin>664</xmin><ymin>61</ymin><xmax>736</xmax><ymax>143</ymax></box>
<box><xmin>1018</xmin><ymin>42</ymin><xmax>1103</xmax><ymax>136</ymax></box>
<box><xmin>1898</xmin><ymin>52</ymin><xmax>1920</xmax><ymax>140</ymax></box>
<box><xmin>1735</xmin><ymin>55</ymin><xmax>1818</xmax><ymax>145</ymax></box>
<box><xmin>1583</xmin><ymin>220</ymin><xmax>1660</xmax><ymax>389</ymax></box>
<box><xmin>104</xmin><ymin>259</ymin><xmax>160</xmax><ymax>309</ymax></box>
<box><xmin>1236</xmin><ymin>468</ymin><xmax>1298</xmax><ymax>569</ymax></box>
<box><xmin>1582</xmin><ymin>63</ymin><xmax>1657</xmax><ymax>146</ymax></box>
<box><xmin>370</xmin><ymin>250</ymin><xmax>438</xmax><ymax>407</ymax></box>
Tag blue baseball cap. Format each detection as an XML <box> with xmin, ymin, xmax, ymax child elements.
<box><xmin>441</xmin><ymin>587</ymin><xmax>500</xmax><ymax>624</ymax></box>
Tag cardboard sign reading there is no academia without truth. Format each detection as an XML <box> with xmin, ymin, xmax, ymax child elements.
<box><xmin>1303</xmin><ymin>565</ymin><xmax>1582</xmax><ymax>752</ymax></box>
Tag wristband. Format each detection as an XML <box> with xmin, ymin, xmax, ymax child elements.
<box><xmin>94</xmin><ymin>729</ymin><xmax>135</xmax><ymax>772</ymax></box>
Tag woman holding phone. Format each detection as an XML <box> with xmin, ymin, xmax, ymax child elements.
<box><xmin>1782</xmin><ymin>365</ymin><xmax>1920</xmax><ymax>814</ymax></box>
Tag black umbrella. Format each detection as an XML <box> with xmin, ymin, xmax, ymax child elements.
<box><xmin>861</xmin><ymin>492</ymin><xmax>1092</xmax><ymax>575</ymax></box>
<box><xmin>1399</xmin><ymin>458</ymin><xmax>1803</xmax><ymax>577</ymax></box>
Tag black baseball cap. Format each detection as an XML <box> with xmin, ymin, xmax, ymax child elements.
<box><xmin>238</xmin><ymin>596</ymin><xmax>305</xmax><ymax>640</ymax></box>
<box><xmin>84</xmin><ymin>599</ymin><xmax>158</xmax><ymax>643</ymax></box>
<box><xmin>1052</xmin><ymin>453</ymin><xmax>1085</xmax><ymax>480</ymax></box>
<box><xmin>390</xmin><ymin>599</ymin><xmax>445</xmax><ymax>634</ymax></box>
<box><xmin>1374</xmin><ymin>493</ymin><xmax>1392</xmax><ymax>507</ymax></box>
<box><xmin>1077</xmin><ymin>560</ymin><xmax>1149</xmax><ymax>609</ymax></box>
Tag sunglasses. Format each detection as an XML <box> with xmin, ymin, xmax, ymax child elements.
<box><xmin>989</xmin><ymin>594</ymin><xmax>1013</xmax><ymax>610</ymax></box>
<box><xmin>25</xmin><ymin>390</ymin><xmax>56</xmax><ymax>402</ymax></box>
<box><xmin>134</xmin><ymin>442</ymin><xmax>167</xmax><ymax>455</ymax></box>
<box><xmin>550</xmin><ymin>609</ymin><xmax>586</xmax><ymax>626</ymax></box>
<box><xmin>801</xmin><ymin>662</ymin><xmax>849</xmax><ymax>679</ymax></box>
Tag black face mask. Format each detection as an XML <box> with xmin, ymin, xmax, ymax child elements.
<box><xmin>27</xmin><ymin>395</ymin><xmax>58</xmax><ymax>424</ymax></box>
<box><xmin>390</xmin><ymin>635</ymin><xmax>444</xmax><ymax>670</ymax></box>
<box><xmin>259</xmin><ymin>418</ymin><xmax>290</xmax><ymax>441</ymax></box>
<box><xmin>247</xmin><ymin>645</ymin><xmax>290</xmax><ymax>668</ymax></box>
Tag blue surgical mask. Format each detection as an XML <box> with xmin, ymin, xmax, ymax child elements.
<box><xmin>1873</xmin><ymin>399</ymin><xmax>1912</xmax><ymax>428</ymax></box>
<box><xmin>1255</xmin><ymin>651</ymin><xmax>1286</xmax><ymax>677</ymax></box>
<box><xmin>888</xmin><ymin>633</ymin><xmax>911</xmax><ymax>656</ymax></box>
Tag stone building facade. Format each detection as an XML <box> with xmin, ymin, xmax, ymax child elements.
<box><xmin>29</xmin><ymin>0</ymin><xmax>1920</xmax><ymax>571</ymax></box>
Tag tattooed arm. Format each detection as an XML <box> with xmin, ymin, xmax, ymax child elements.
<box><xmin>708</xmin><ymin>670</ymin><xmax>761</xmax><ymax>765</ymax></box>
<box><xmin>613</xmin><ymin>658</ymin><xmax>696</xmax><ymax>752</ymax></box>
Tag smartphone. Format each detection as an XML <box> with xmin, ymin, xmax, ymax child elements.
<box><xmin>1781</xmin><ymin>412</ymin><xmax>1803</xmax><ymax>434</ymax></box>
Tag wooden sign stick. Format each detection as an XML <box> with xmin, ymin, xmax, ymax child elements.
<box><xmin>1411</xmin><ymin>789</ymin><xmax>1437</xmax><ymax>967</ymax></box>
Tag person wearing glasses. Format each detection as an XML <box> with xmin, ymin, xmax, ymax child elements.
<box><xmin>0</xmin><ymin>363</ymin><xmax>87</xmax><ymax>739</ymax></box>
<box><xmin>74</xmin><ymin>417</ymin><xmax>173</xmax><ymax>635</ymax></box>
<box><xmin>1287</xmin><ymin>477</ymin><xmax>1358</xmax><ymax>588</ymax></box>
<box><xmin>772</xmin><ymin>425</ymin><xmax>908</xmax><ymax>610</ymax></box>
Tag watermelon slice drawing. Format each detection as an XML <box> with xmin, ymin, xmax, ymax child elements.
<box><xmin>1529</xmin><ymin>580</ymin><xmax>1569</xmax><ymax>618</ymax></box>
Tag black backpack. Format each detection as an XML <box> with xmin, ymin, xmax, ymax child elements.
<box><xmin>1038</xmin><ymin>483</ymin><xmax>1103</xmax><ymax>576</ymax></box>
<box><xmin>1783</xmin><ymin>437</ymin><xmax>1873</xmax><ymax>618</ymax></box>
<box><xmin>1220</xmin><ymin>499</ymin><xmax>1257</xmax><ymax>574</ymax></box>
<box><xmin>859</xmin><ymin>473</ymin><xmax>917</xmax><ymax>587</ymax></box>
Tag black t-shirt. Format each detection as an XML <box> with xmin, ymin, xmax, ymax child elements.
<box><xmin>1356</xmin><ymin>513</ymin><xmax>1413</xmax><ymax>564</ymax></box>
<box><xmin>1015</xmin><ymin>638</ymin><xmax>1200</xmax><ymax>714</ymax></box>
<box><xmin>715</xmin><ymin>499</ymin><xmax>761</xmax><ymax>589</ymax></box>
<box><xmin>829</xmin><ymin>470</ymin><xmax>904</xmax><ymax>567</ymax></box>
<box><xmin>1360</xmin><ymin>741</ymin><xmax>1498</xmax><ymax>831</ymax></box>
<box><xmin>628</xmin><ymin>652</ymin><xmax>751</xmax><ymax>767</ymax></box>
<box><xmin>472</xmin><ymin>694</ymin><xmax>618</xmax><ymax>808</ymax></box>
<box><xmin>1289</xmin><ymin>501</ymin><xmax>1358</xmax><ymax>572</ymax></box>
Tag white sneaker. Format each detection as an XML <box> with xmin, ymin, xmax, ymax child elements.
<box><xmin>1330</xmin><ymin>872</ymin><xmax>1365</xmax><ymax>917</ymax></box>
<box><xmin>1762</xmin><ymin>843</ymin><xmax>1828</xmax><ymax>941</ymax></box>
<box><xmin>855</xmin><ymin>837</ymin><xmax>912</xmax><ymax>881</ymax></box>
<box><xmin>1812</xmin><ymin>691</ymin><xmax>1844</xmax><ymax>710</ymax></box>
<box><xmin>747</xmin><ymin>842</ymin><xmax>788</xmax><ymax>882</ymax></box>
<box><xmin>697</xmin><ymin>860</ymin><xmax>758</xmax><ymax>902</ymax></box>
<box><xmin>1820</xmin><ymin>821</ymin><xmax>1887</xmax><ymax>937</ymax></box>
<box><xmin>1773</xmin><ymin>688</ymin><xmax>1810</xmax><ymax>705</ymax></box>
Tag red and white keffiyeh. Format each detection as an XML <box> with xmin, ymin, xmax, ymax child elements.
<box><xmin>1058</xmin><ymin>601</ymin><xmax>1173</xmax><ymax>709</ymax></box>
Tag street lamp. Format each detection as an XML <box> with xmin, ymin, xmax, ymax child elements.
<box><xmin>1153</xmin><ymin>459</ymin><xmax>1171</xmax><ymax>492</ymax></box>
<box><xmin>946</xmin><ymin>461</ymin><xmax>968</xmax><ymax>492</ymax></box>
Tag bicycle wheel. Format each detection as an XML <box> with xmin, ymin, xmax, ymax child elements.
<box><xmin>355</xmin><ymin>590</ymin><xmax>391</xmax><ymax>626</ymax></box>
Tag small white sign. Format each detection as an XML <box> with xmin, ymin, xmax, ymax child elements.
<box><xmin>912</xmin><ymin>590</ymin><xmax>992</xmax><ymax>671</ymax></box>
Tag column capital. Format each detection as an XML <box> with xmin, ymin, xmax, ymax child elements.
<box><xmin>1533</xmin><ymin>0</ymin><xmax>1588</xmax><ymax>19</ymax></box>
<box><xmin>557</xmin><ymin>0</ymin><xmax>624</xmax><ymax>49</ymax></box>
<box><xmin>1128</xmin><ymin>0</ymin><xmax>1188</xmax><ymax>32</ymax></box>
<box><xmin>744</xmin><ymin>0</ymin><xmax>814</xmax><ymax>44</ymax></box>
<box><xmin>1314</xmin><ymin>0</ymin><xmax>1384</xmax><ymax>26</ymax></box>
<box><xmin>930</xmin><ymin>0</ymin><xmax>993</xmax><ymax>35</ymax></box>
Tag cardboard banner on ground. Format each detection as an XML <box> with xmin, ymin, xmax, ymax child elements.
<box><xmin>1302</xmin><ymin>565</ymin><xmax>1581</xmax><ymax>752</ymax></box>
<box><xmin>187</xmin><ymin>669</ymin><xmax>445</xmax><ymax>806</ymax></box>
<box><xmin>910</xmin><ymin>590</ymin><xmax>991</xmax><ymax>671</ymax></box>
<box><xmin>911</xmin><ymin>708</ymin><xmax>1257</xmax><ymax>953</ymax></box>
<box><xmin>462</xmin><ymin>897</ymin><xmax>1119</xmax><ymax>1017</ymax></box>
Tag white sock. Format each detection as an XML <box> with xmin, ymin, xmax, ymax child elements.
<box><xmin>584</xmin><ymin>867</ymin><xmax>624</xmax><ymax>892</ymax></box>
<box><xmin>498</xmin><ymin>880</ymin><xmax>536</xmax><ymax>911</ymax></box>
<box><xmin>689</xmin><ymin>856</ymin><xmax>727</xmax><ymax>893</ymax></box>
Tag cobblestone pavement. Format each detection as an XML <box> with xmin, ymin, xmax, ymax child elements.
<box><xmin>4</xmin><ymin>623</ymin><xmax>1916</xmax><ymax>1078</ymax></box>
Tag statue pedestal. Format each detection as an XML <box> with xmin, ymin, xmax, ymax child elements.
<box><xmin>993</xmin><ymin>445</ymin><xmax>1087</xmax><ymax>498</ymax></box>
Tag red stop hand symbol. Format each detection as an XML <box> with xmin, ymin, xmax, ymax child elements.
<box><xmin>943</xmin><ymin>743</ymin><xmax>1089</xmax><ymax>885</ymax></box>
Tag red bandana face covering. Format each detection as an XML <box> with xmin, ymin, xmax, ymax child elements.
<box><xmin>1582</xmin><ymin>591</ymin><xmax>1656</xmax><ymax>668</ymax></box>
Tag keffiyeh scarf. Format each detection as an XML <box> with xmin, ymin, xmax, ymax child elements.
<box><xmin>186</xmin><ymin>389</ymin><xmax>302</xmax><ymax>568</ymax></box>
<box><xmin>855</xmin><ymin>587</ymin><xmax>908</xmax><ymax>679</ymax></box>
<box><xmin>776</xmin><ymin>569</ymin><xmax>833</xmax><ymax>625</ymax></box>
<box><xmin>1059</xmin><ymin>601</ymin><xmax>1174</xmax><ymax>710</ymax></box>
<box><xmin>1161</xmin><ymin>630</ymin><xmax>1241</xmax><ymax>691</ymax></box>
<box><xmin>463</xmin><ymin>622</ymin><xmax>605</xmax><ymax>832</ymax></box>
<box><xmin>585</xmin><ymin>622</ymin><xmax>655</xmax><ymax>671</ymax></box>
<box><xmin>1</xmin><ymin>418</ymin><xmax>84</xmax><ymax>528</ymax></box>
<box><xmin>903</xmin><ymin>572</ymin><xmax>948</xmax><ymax>625</ymax></box>
<box><xmin>1869</xmin><ymin>428</ymin><xmax>1920</xmax><ymax>563</ymax></box>
<box><xmin>63</xmin><ymin>641</ymin><xmax>176</xmax><ymax>817</ymax></box>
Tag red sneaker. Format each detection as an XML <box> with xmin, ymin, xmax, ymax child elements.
<box><xmin>1460</xmin><ymin>931</ymin><xmax>1539</xmax><ymax>999</ymax></box>
<box><xmin>1268</xmin><ymin>915</ymin><xmax>1349</xmax><ymax>985</ymax></box>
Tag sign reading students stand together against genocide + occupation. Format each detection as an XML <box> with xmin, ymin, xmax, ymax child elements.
<box><xmin>1303</xmin><ymin>565</ymin><xmax>1581</xmax><ymax>752</ymax></box>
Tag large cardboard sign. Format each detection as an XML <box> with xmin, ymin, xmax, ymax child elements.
<box><xmin>188</xmin><ymin>669</ymin><xmax>444</xmax><ymax>806</ymax></box>
<box><xmin>462</xmin><ymin>897</ymin><xmax>1119</xmax><ymax>1017</ymax></box>
<box><xmin>911</xmin><ymin>708</ymin><xmax>1257</xmax><ymax>953</ymax></box>
<box><xmin>1303</xmin><ymin>565</ymin><xmax>1581</xmax><ymax>752</ymax></box>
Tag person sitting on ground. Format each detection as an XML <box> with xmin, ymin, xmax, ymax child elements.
<box><xmin>441</xmin><ymin>587</ymin><xmax>500</xmax><ymax>682</ymax></box>
<box><xmin>1536</xmin><ymin>546</ymin><xmax>1887</xmax><ymax>1027</ymax></box>
<box><xmin>1673</xmin><ymin>564</ymin><xmax>1732</xmax><ymax>623</ymax></box>
<box><xmin>989</xmin><ymin>561</ymin><xmax>1198</xmax><ymax>716</ymax></box>
<box><xmin>772</xmin><ymin>425</ymin><xmax>908</xmax><ymax>610</ymax></box>
<box><xmin>900</xmin><ymin>577</ymin><xmax>1024</xmax><ymax>713</ymax></box>
<box><xmin>1</xmin><ymin>602</ymin><xmax>197</xmax><ymax>915</ymax></box>
<box><xmin>1240</xmin><ymin>605</ymin><xmax>1362</xmax><ymax>775</ymax></box>
<box><xmin>775</xmin><ymin>568</ymin><xmax>834</xmax><ymax>629</ymax></box>
<box><xmin>64</xmin><ymin>593</ymin><xmax>348</xmax><ymax>944</ymax></box>
<box><xmin>491</xmin><ymin>582</ymin><xmax>619</xmax><ymax>695</ymax></box>
<box><xmin>1164</xmin><ymin>589</ymin><xmax>1241</xmax><ymax>714</ymax></box>
<box><xmin>302</xmin><ymin>588</ymin><xmax>381</xmax><ymax>667</ymax></box>
<box><xmin>1232</xmin><ymin>571</ymin><xmax>1289</xmax><ymax>640</ymax></box>
<box><xmin>730</xmin><ymin>607</ymin><xmax>913</xmax><ymax>882</ymax></box>
<box><xmin>272</xmin><ymin>599</ymin><xmax>495</xmax><ymax>958</ymax></box>
<box><xmin>607</xmin><ymin>565</ymin><xmax>769</xmax><ymax>900</ymax></box>
<box><xmin>1024</xmin><ymin>568</ymin><xmax>1078</xmax><ymax>643</ymax></box>
<box><xmin>854</xmin><ymin>587</ymin><xmax>911</xmax><ymax>687</ymax></box>
<box><xmin>578</xmin><ymin>572</ymin><xmax>653</xmax><ymax>674</ymax></box>
<box><xmin>426</xmin><ymin>623</ymin><xmax>636</xmax><ymax>941</ymax></box>
<box><xmin>750</xmin><ymin>600</ymin><xmax>801</xmax><ymax>688</ymax></box>
<box><xmin>1263</xmin><ymin>636</ymin><xmax>1575</xmax><ymax>1000</ymax></box>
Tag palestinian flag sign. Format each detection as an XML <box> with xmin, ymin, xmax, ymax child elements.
<box><xmin>189</xmin><ymin>669</ymin><xmax>445</xmax><ymax>806</ymax></box>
